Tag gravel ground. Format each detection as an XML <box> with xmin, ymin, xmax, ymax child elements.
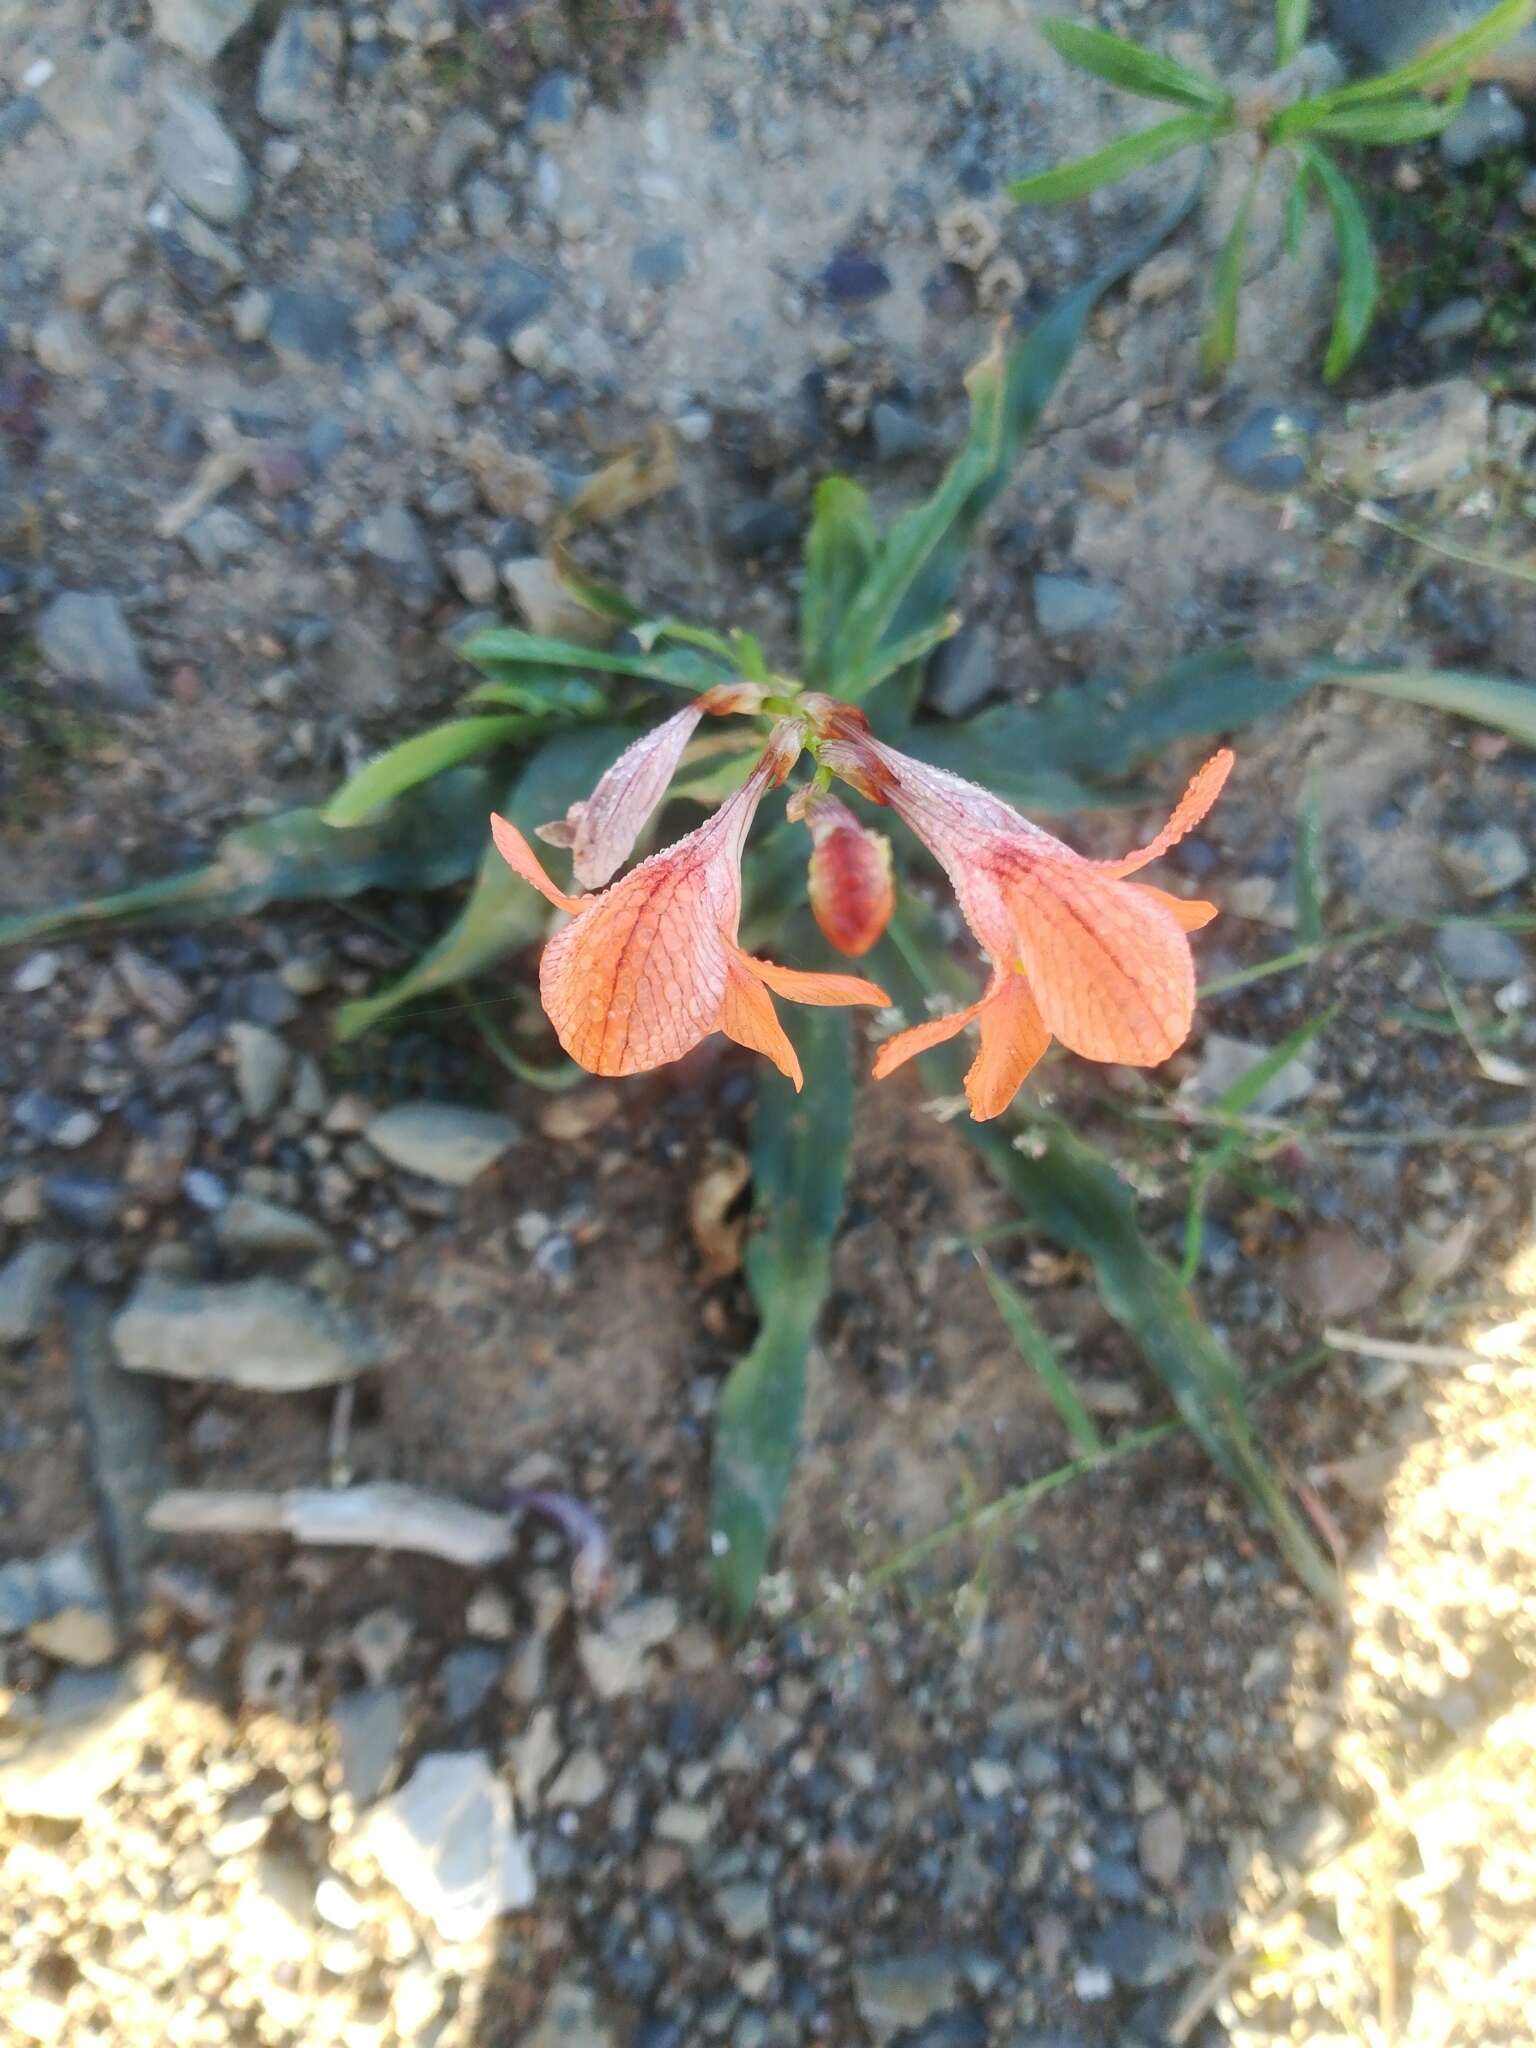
<box><xmin>4</xmin><ymin>2</ymin><xmax>1536</xmax><ymax>2044</ymax></box>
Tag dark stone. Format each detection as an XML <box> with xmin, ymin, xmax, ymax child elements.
<box><xmin>719</xmin><ymin>500</ymin><xmax>803</xmax><ymax>557</ymax></box>
<box><xmin>267</xmin><ymin>287</ymin><xmax>357</xmax><ymax>365</ymax></box>
<box><xmin>1093</xmin><ymin>1855</ymin><xmax>1145</xmax><ymax>1905</ymax></box>
<box><xmin>14</xmin><ymin>1092</ymin><xmax>94</xmax><ymax>1145</ymax></box>
<box><xmin>474</xmin><ymin>258</ymin><xmax>553</xmax><ymax>344</ymax></box>
<box><xmin>235</xmin><ymin>973</ymin><xmax>301</xmax><ymax>1027</ymax></box>
<box><xmin>373</xmin><ymin>203</ymin><xmax>422</xmax><ymax>258</ymax></box>
<box><xmin>43</xmin><ymin>1176</ymin><xmax>125</xmax><ymax>1232</ymax></box>
<box><xmin>1088</xmin><ymin>1914</ymin><xmax>1195</xmax><ymax>1990</ymax></box>
<box><xmin>637</xmin><ymin>2025</ymin><xmax>685</xmax><ymax>2048</ymax></box>
<box><xmin>67</xmin><ymin>1290</ymin><xmax>168</xmax><ymax>1615</ymax></box>
<box><xmin>910</xmin><ymin>2017</ymin><xmax>988</xmax><ymax>2048</ymax></box>
<box><xmin>526</xmin><ymin>70</ymin><xmax>576</xmax><ymax>136</ymax></box>
<box><xmin>821</xmin><ymin>248</ymin><xmax>892</xmax><ymax>304</ymax></box>
<box><xmin>871</xmin><ymin>399</ymin><xmax>932</xmax><ymax>463</ymax></box>
<box><xmin>156</xmin><ymin>228</ymin><xmax>232</xmax><ymax>306</ymax></box>
<box><xmin>632</xmin><ymin>234</ymin><xmax>688</xmax><ymax>289</ymax></box>
<box><xmin>331</xmin><ymin>1685</ymin><xmax>404</xmax><ymax>1807</ymax></box>
<box><xmin>924</xmin><ymin>627</ymin><xmax>996</xmax><ymax>719</ymax></box>
<box><xmin>1218</xmin><ymin>403</ymin><xmax>1319</xmax><ymax>494</ymax></box>
<box><xmin>0</xmin><ymin>96</ymin><xmax>43</xmax><ymax>151</ymax></box>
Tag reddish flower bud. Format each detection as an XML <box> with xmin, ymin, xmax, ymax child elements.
<box><xmin>800</xmin><ymin>794</ymin><xmax>895</xmax><ymax>958</ymax></box>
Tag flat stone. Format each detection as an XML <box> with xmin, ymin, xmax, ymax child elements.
<box><xmin>1321</xmin><ymin>378</ymin><xmax>1489</xmax><ymax>496</ymax></box>
<box><xmin>113</xmin><ymin>1276</ymin><xmax>378</xmax><ymax>1391</ymax></box>
<box><xmin>151</xmin><ymin>0</ymin><xmax>260</xmax><ymax>61</ymax></box>
<box><xmin>366</xmin><ymin>1101</ymin><xmax>517</xmax><ymax>1185</ymax></box>
<box><xmin>361</xmin><ymin>1751</ymin><xmax>534</xmax><ymax>1940</ymax></box>
<box><xmin>43</xmin><ymin>1175</ymin><xmax>124</xmax><ymax>1231</ymax></box>
<box><xmin>854</xmin><ymin>1956</ymin><xmax>960</xmax><ymax>2045</ymax></box>
<box><xmin>715</xmin><ymin>1879</ymin><xmax>772</xmax><ymax>1942</ymax></box>
<box><xmin>13</xmin><ymin>1090</ymin><xmax>101</xmax><ymax>1147</ymax></box>
<box><xmin>546</xmin><ymin>1747</ymin><xmax>609</xmax><ymax>1809</ymax></box>
<box><xmin>228</xmin><ymin>1021</ymin><xmax>292</xmax><ymax>1118</ymax></box>
<box><xmin>182</xmin><ymin>506</ymin><xmax>260</xmax><ymax>571</ymax></box>
<box><xmin>1419</xmin><ymin>296</ymin><xmax>1485</xmax><ymax>347</ymax></box>
<box><xmin>1034</xmin><ymin>574</ymin><xmax>1123</xmax><ymax>635</ymax></box>
<box><xmin>632</xmin><ymin>234</ymin><xmax>688</xmax><ymax>289</ymax></box>
<box><xmin>427</xmin><ymin>109</ymin><xmax>497</xmax><ymax>194</ymax></box>
<box><xmin>871</xmin><ymin>399</ymin><xmax>933</xmax><ymax>463</ymax></box>
<box><xmin>0</xmin><ymin>1662</ymin><xmax>162</xmax><ymax>1820</ymax></box>
<box><xmin>215</xmin><ymin>1196</ymin><xmax>331</xmax><ymax>1255</ymax></box>
<box><xmin>1189</xmin><ymin>1033</ymin><xmax>1317</xmax><ymax>1117</ymax></box>
<box><xmin>1218</xmin><ymin>403</ymin><xmax>1319</xmax><ymax>493</ymax></box>
<box><xmin>1285</xmin><ymin>1225</ymin><xmax>1394</xmax><ymax>1322</ymax></box>
<box><xmin>0</xmin><ymin>1242</ymin><xmax>73</xmax><ymax>1346</ymax></box>
<box><xmin>1137</xmin><ymin>1805</ymin><xmax>1187</xmax><ymax>1888</ymax></box>
<box><xmin>257</xmin><ymin>7</ymin><xmax>342</xmax><ymax>128</ymax></box>
<box><xmin>266</xmin><ymin>285</ymin><xmax>357</xmax><ymax>364</ymax></box>
<box><xmin>441</xmin><ymin>1646</ymin><xmax>504</xmax><ymax>1722</ymax></box>
<box><xmin>360</xmin><ymin>504</ymin><xmax>442</xmax><ymax>606</ymax></box>
<box><xmin>35</xmin><ymin>311</ymin><xmax>94</xmax><ymax>377</ymax></box>
<box><xmin>155</xmin><ymin>84</ymin><xmax>252</xmax><ymax>225</ymax></box>
<box><xmin>1086</xmin><ymin>1914</ymin><xmax>1194</xmax><ymax>1989</ymax></box>
<box><xmin>446</xmin><ymin>546</ymin><xmax>498</xmax><ymax>605</ymax></box>
<box><xmin>1436</xmin><ymin>920</ymin><xmax>1526</xmax><ymax>984</ymax></box>
<box><xmin>27</xmin><ymin>1606</ymin><xmax>119</xmax><ymax>1667</ymax></box>
<box><xmin>526</xmin><ymin>71</ymin><xmax>578</xmax><ymax>139</ymax></box>
<box><xmin>720</xmin><ymin>500</ymin><xmax>803</xmax><ymax>558</ymax></box>
<box><xmin>924</xmin><ymin>626</ymin><xmax>996</xmax><ymax>719</ymax></box>
<box><xmin>1440</xmin><ymin>84</ymin><xmax>1527</xmax><ymax>168</ymax></box>
<box><xmin>36</xmin><ymin>591</ymin><xmax>151</xmax><ymax>709</ymax></box>
<box><xmin>1444</xmin><ymin>823</ymin><xmax>1530</xmax><ymax>897</ymax></box>
<box><xmin>331</xmin><ymin>1685</ymin><xmax>406</xmax><ymax>1809</ymax></box>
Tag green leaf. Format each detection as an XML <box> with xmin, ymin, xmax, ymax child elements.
<box><xmin>1275</xmin><ymin>0</ymin><xmax>1311</xmax><ymax>65</ymax></box>
<box><xmin>332</xmin><ymin>723</ymin><xmax>640</xmax><ymax>1042</ymax></box>
<box><xmin>459</xmin><ymin>626</ymin><xmax>728</xmax><ymax>693</ymax></box>
<box><xmin>463</xmin><ymin>672</ymin><xmax>609</xmax><ymax>718</ymax></box>
<box><xmin>1304</xmin><ymin>146</ymin><xmax>1378</xmax><ymax>380</ymax></box>
<box><xmin>1038</xmin><ymin>18</ymin><xmax>1230</xmax><ymax>109</ymax></box>
<box><xmin>1201</xmin><ymin>165</ymin><xmax>1261</xmax><ymax>376</ymax></box>
<box><xmin>1310</xmin><ymin>0</ymin><xmax>1533</xmax><ymax>109</ymax></box>
<box><xmin>1006</xmin><ymin>110</ymin><xmax>1220</xmax><ymax>206</ymax></box>
<box><xmin>711</xmin><ymin>1005</ymin><xmax>854</xmax><ymax>1619</ymax></box>
<box><xmin>1293</xmin><ymin>774</ymin><xmax>1325</xmax><ymax>948</ymax></box>
<box><xmin>907</xmin><ymin>648</ymin><xmax>1317</xmax><ymax>798</ymax></box>
<box><xmin>323</xmin><ymin>716</ymin><xmax>533</xmax><ymax>828</ymax></box>
<box><xmin>801</xmin><ymin>478</ymin><xmax>880</xmax><ymax>686</ymax></box>
<box><xmin>978</xmin><ymin>1256</ymin><xmax>1103</xmax><ymax>1454</ymax></box>
<box><xmin>1293</xmin><ymin>94</ymin><xmax>1467</xmax><ymax>144</ymax></box>
<box><xmin>1283</xmin><ymin>156</ymin><xmax>1315</xmax><ymax>256</ymax></box>
<box><xmin>1320</xmin><ymin>664</ymin><xmax>1536</xmax><ymax>746</ymax></box>
<box><xmin>0</xmin><ymin>768</ymin><xmax>499</xmax><ymax>953</ymax></box>
<box><xmin>877</xmin><ymin>912</ymin><xmax>1339</xmax><ymax>1606</ymax></box>
<box><xmin>633</xmin><ymin>617</ymin><xmax>739</xmax><ymax>665</ymax></box>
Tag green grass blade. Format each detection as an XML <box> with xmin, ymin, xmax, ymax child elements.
<box><xmin>877</xmin><ymin>912</ymin><xmax>1339</xmax><ymax>1606</ymax></box>
<box><xmin>1201</xmin><ymin>164</ymin><xmax>1261</xmax><ymax>376</ymax></box>
<box><xmin>1039</xmin><ymin>19</ymin><xmax>1230</xmax><ymax>109</ymax></box>
<box><xmin>332</xmin><ymin>724</ymin><xmax>639</xmax><ymax>1042</ymax></box>
<box><xmin>1296</xmin><ymin>94</ymin><xmax>1467</xmax><ymax>143</ymax></box>
<box><xmin>712</xmin><ymin>1005</ymin><xmax>855</xmax><ymax>1620</ymax></box>
<box><xmin>978</xmin><ymin>1256</ymin><xmax>1103</xmax><ymax>1453</ymax></box>
<box><xmin>0</xmin><ymin>769</ymin><xmax>498</xmax><ymax>952</ymax></box>
<box><xmin>801</xmin><ymin>478</ymin><xmax>880</xmax><ymax>686</ymax></box>
<box><xmin>1283</xmin><ymin>155</ymin><xmax>1315</xmax><ymax>256</ymax></box>
<box><xmin>633</xmin><ymin>617</ymin><xmax>739</xmax><ymax>664</ymax></box>
<box><xmin>1007</xmin><ymin>109</ymin><xmax>1218</xmax><ymax>205</ymax></box>
<box><xmin>1293</xmin><ymin>774</ymin><xmax>1325</xmax><ymax>948</ymax></box>
<box><xmin>1309</xmin><ymin>0</ymin><xmax>1533</xmax><ymax>109</ymax></box>
<box><xmin>323</xmin><ymin>716</ymin><xmax>533</xmax><ymax>828</ymax></box>
<box><xmin>1304</xmin><ymin>147</ymin><xmax>1378</xmax><ymax>379</ymax></box>
<box><xmin>464</xmin><ymin>673</ymin><xmax>609</xmax><ymax>717</ymax></box>
<box><xmin>459</xmin><ymin>626</ymin><xmax>728</xmax><ymax>693</ymax></box>
<box><xmin>1213</xmin><ymin>1009</ymin><xmax>1336</xmax><ymax>1120</ymax></box>
<box><xmin>1320</xmin><ymin>664</ymin><xmax>1536</xmax><ymax>745</ymax></box>
<box><xmin>1275</xmin><ymin>0</ymin><xmax>1311</xmax><ymax>65</ymax></box>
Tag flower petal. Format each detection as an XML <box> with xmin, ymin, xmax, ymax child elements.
<box><xmin>741</xmin><ymin>954</ymin><xmax>891</xmax><ymax>1008</ymax></box>
<box><xmin>1100</xmin><ymin>749</ymin><xmax>1233</xmax><ymax>878</ymax></box>
<box><xmin>870</xmin><ymin>998</ymin><xmax>985</xmax><ymax>1080</ymax></box>
<box><xmin>489</xmin><ymin>813</ymin><xmax>585</xmax><ymax>915</ymax></box>
<box><xmin>1133</xmin><ymin>884</ymin><xmax>1218</xmax><ymax>932</ymax></box>
<box><xmin>1005</xmin><ymin>856</ymin><xmax>1197</xmax><ymax>1066</ymax></box>
<box><xmin>964</xmin><ymin>974</ymin><xmax>1050</xmax><ymax>1121</ymax></box>
<box><xmin>537</xmin><ymin>704</ymin><xmax>707</xmax><ymax>888</ymax></box>
<box><xmin>720</xmin><ymin>958</ymin><xmax>802</xmax><ymax>1088</ymax></box>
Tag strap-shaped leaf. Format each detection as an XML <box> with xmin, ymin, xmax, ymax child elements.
<box><xmin>1283</xmin><ymin>155</ymin><xmax>1316</xmax><ymax>256</ymax></box>
<box><xmin>1309</xmin><ymin>0</ymin><xmax>1533</xmax><ymax>109</ymax></box>
<box><xmin>801</xmin><ymin>478</ymin><xmax>880</xmax><ymax>686</ymax></box>
<box><xmin>1007</xmin><ymin>109</ymin><xmax>1220</xmax><ymax>205</ymax></box>
<box><xmin>459</xmin><ymin>626</ymin><xmax>729</xmax><ymax>693</ymax></box>
<box><xmin>1274</xmin><ymin>0</ymin><xmax>1311</xmax><ymax>67</ymax></box>
<box><xmin>324</xmin><ymin>716</ymin><xmax>534</xmax><ymax>828</ymax></box>
<box><xmin>1304</xmin><ymin>146</ymin><xmax>1378</xmax><ymax>380</ymax></box>
<box><xmin>1201</xmin><ymin>164</ymin><xmax>1261</xmax><ymax>376</ymax></box>
<box><xmin>1280</xmin><ymin>83</ymin><xmax>1468</xmax><ymax>144</ymax></box>
<box><xmin>711</xmin><ymin>1003</ymin><xmax>854</xmax><ymax>1619</ymax></box>
<box><xmin>0</xmin><ymin>768</ymin><xmax>499</xmax><ymax>952</ymax></box>
<box><xmin>1040</xmin><ymin>18</ymin><xmax>1230</xmax><ymax>109</ymax></box>
<box><xmin>979</xmin><ymin>1257</ymin><xmax>1103</xmax><ymax>1454</ymax></box>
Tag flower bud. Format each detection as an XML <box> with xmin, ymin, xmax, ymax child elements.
<box><xmin>801</xmin><ymin>795</ymin><xmax>895</xmax><ymax>958</ymax></box>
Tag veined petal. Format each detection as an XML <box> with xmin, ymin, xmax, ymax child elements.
<box><xmin>964</xmin><ymin>974</ymin><xmax>1050</xmax><ymax>1121</ymax></box>
<box><xmin>489</xmin><ymin>813</ymin><xmax>586</xmax><ymax>915</ymax></box>
<box><xmin>720</xmin><ymin>958</ymin><xmax>802</xmax><ymax>1088</ymax></box>
<box><xmin>1099</xmin><ymin>749</ymin><xmax>1233</xmax><ymax>878</ymax></box>
<box><xmin>740</xmin><ymin>953</ymin><xmax>890</xmax><ymax>1008</ymax></box>
<box><xmin>871</xmin><ymin>998</ymin><xmax>986</xmax><ymax>1080</ymax></box>
<box><xmin>536</xmin><ymin>703</ymin><xmax>707</xmax><ymax>888</ymax></box>
<box><xmin>1004</xmin><ymin>855</ymin><xmax>1197</xmax><ymax>1067</ymax></box>
<box><xmin>1133</xmin><ymin>883</ymin><xmax>1218</xmax><ymax>932</ymax></box>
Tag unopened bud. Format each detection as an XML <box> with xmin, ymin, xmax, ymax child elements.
<box><xmin>801</xmin><ymin>795</ymin><xmax>895</xmax><ymax>958</ymax></box>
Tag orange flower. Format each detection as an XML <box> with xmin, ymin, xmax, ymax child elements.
<box><xmin>792</xmin><ymin>790</ymin><xmax>895</xmax><ymax>958</ymax></box>
<box><xmin>817</xmin><ymin>723</ymin><xmax>1232</xmax><ymax>1120</ymax></box>
<box><xmin>490</xmin><ymin>723</ymin><xmax>890</xmax><ymax>1089</ymax></box>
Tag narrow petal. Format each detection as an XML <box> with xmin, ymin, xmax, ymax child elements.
<box><xmin>1099</xmin><ymin>749</ymin><xmax>1234</xmax><ymax>878</ymax></box>
<box><xmin>870</xmin><ymin>999</ymin><xmax>985</xmax><ymax>1080</ymax></box>
<box><xmin>741</xmin><ymin>954</ymin><xmax>891</xmax><ymax>1008</ymax></box>
<box><xmin>537</xmin><ymin>704</ymin><xmax>706</xmax><ymax>889</ymax></box>
<box><xmin>1004</xmin><ymin>855</ymin><xmax>1198</xmax><ymax>1067</ymax></box>
<box><xmin>489</xmin><ymin>813</ymin><xmax>585</xmax><ymax>915</ymax></box>
<box><xmin>720</xmin><ymin>959</ymin><xmax>802</xmax><ymax>1088</ymax></box>
<box><xmin>964</xmin><ymin>974</ymin><xmax>1051</xmax><ymax>1121</ymax></box>
<box><xmin>1133</xmin><ymin>884</ymin><xmax>1218</xmax><ymax>932</ymax></box>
